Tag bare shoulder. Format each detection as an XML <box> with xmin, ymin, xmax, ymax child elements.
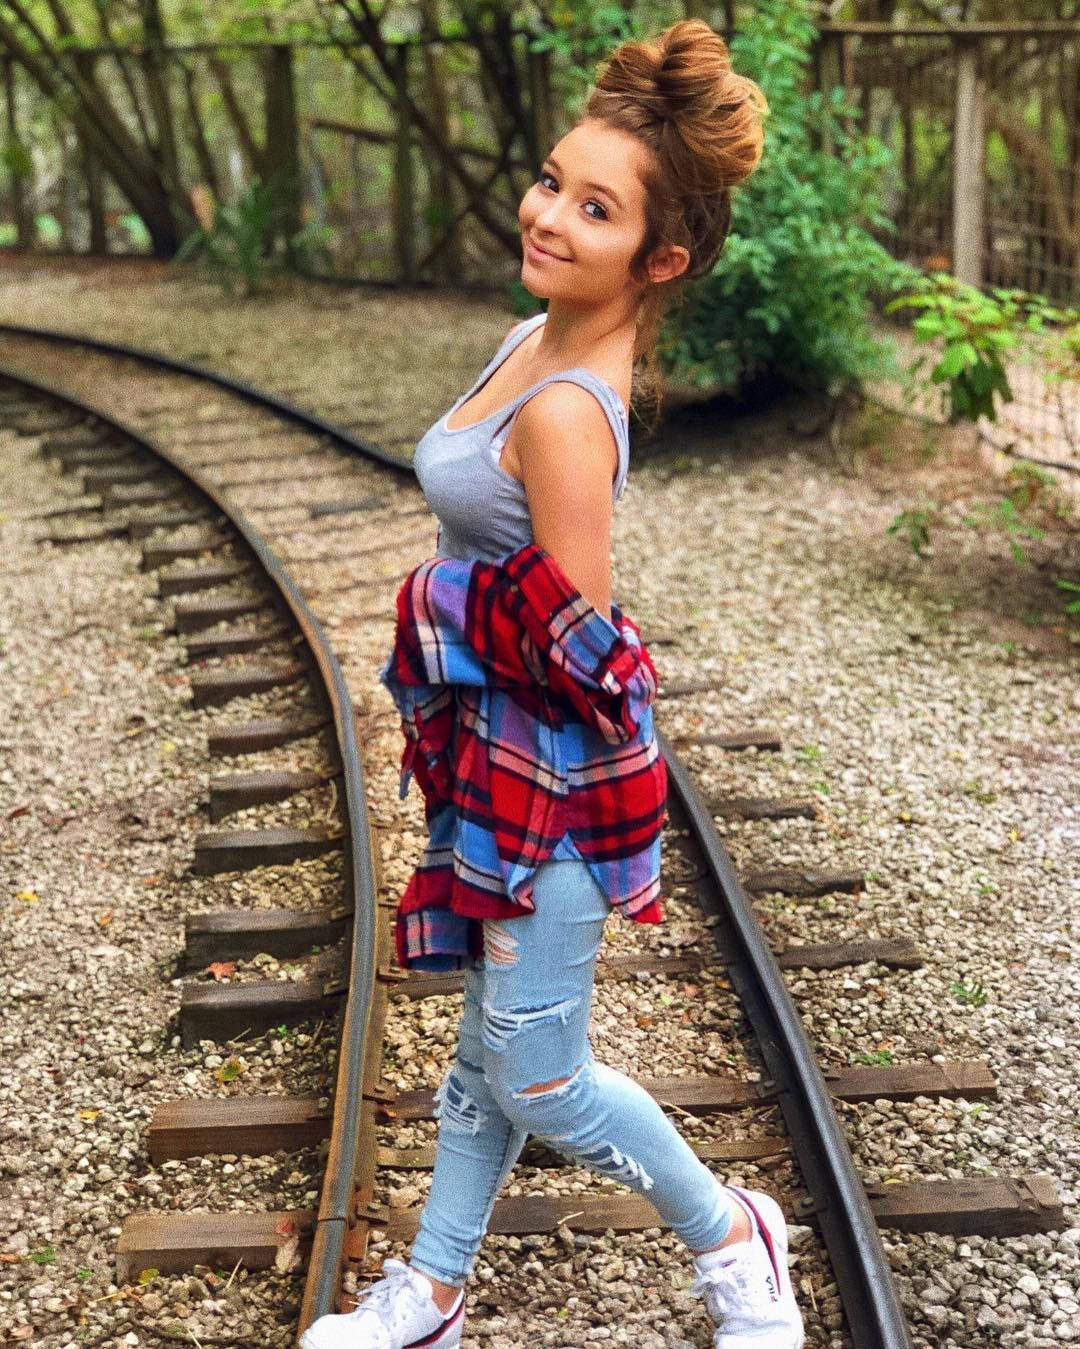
<box><xmin>514</xmin><ymin>381</ymin><xmax>619</xmax><ymax>477</ymax></box>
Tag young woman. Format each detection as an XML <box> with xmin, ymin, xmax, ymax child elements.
<box><xmin>302</xmin><ymin>19</ymin><xmax>804</xmax><ymax>1349</ymax></box>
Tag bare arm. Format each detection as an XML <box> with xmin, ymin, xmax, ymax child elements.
<box><xmin>509</xmin><ymin>384</ymin><xmax>619</xmax><ymax>616</ymax></box>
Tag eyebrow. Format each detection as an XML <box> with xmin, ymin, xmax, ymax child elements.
<box><xmin>544</xmin><ymin>155</ymin><xmax>624</xmax><ymax>210</ymax></box>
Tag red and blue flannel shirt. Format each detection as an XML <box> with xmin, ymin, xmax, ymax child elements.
<box><xmin>378</xmin><ymin>543</ymin><xmax>668</xmax><ymax>970</ymax></box>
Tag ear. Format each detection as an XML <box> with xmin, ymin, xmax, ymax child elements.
<box><xmin>646</xmin><ymin>242</ymin><xmax>691</xmax><ymax>284</ymax></box>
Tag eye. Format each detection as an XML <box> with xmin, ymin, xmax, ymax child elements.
<box><xmin>537</xmin><ymin>170</ymin><xmax>608</xmax><ymax>221</ymax></box>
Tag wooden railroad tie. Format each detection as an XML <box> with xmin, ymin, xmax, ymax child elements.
<box><xmin>52</xmin><ymin>444</ymin><xmax>135</xmax><ymax>470</ymax></box>
<box><xmin>102</xmin><ymin>481</ymin><xmax>180</xmax><ymax>507</ymax></box>
<box><xmin>387</xmin><ymin>936</ymin><xmax>923</xmax><ymax>1000</ymax></box>
<box><xmin>179</xmin><ymin>978</ymin><xmax>339</xmax><ymax>1047</ymax></box>
<box><xmin>144</xmin><ymin>1061</ymin><xmax>995</xmax><ymax>1160</ymax></box>
<box><xmin>173</xmin><ymin>592</ymin><xmax>268</xmax><ymax>634</ymax></box>
<box><xmin>128</xmin><ymin>511</ymin><xmax>214</xmax><ymax>540</ymax></box>
<box><xmin>189</xmin><ymin>661</ymin><xmax>306</xmax><ymax>708</ymax></box>
<box><xmin>206</xmin><ymin>714</ymin><xmax>332</xmax><ymax>756</ymax></box>
<box><xmin>381</xmin><ymin>1062</ymin><xmax>998</xmax><ymax>1123</ymax></box>
<box><xmin>82</xmin><ymin>463</ymin><xmax>167</xmax><ymax>494</ymax></box>
<box><xmin>142</xmin><ymin>534</ymin><xmax>229</xmax><ymax>569</ymax></box>
<box><xmin>41</xmin><ymin>524</ymin><xmax>130</xmax><ymax>548</ymax></box>
<box><xmin>158</xmin><ymin>560</ymin><xmax>251</xmax><ymax>597</ymax></box>
<box><xmin>184</xmin><ymin>623</ymin><xmax>290</xmax><ymax>660</ymax></box>
<box><xmin>183</xmin><ymin>905</ymin><xmax>350</xmax><ymax>968</ymax></box>
<box><xmin>207</xmin><ymin>767</ymin><xmax>330</xmax><ymax>821</ymax></box>
<box><xmin>192</xmin><ymin>825</ymin><xmax>343</xmax><ymax>874</ymax></box>
<box><xmin>117</xmin><ymin>1169</ymin><xmax>1063</xmax><ymax>1280</ymax></box>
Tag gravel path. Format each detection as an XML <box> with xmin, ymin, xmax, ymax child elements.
<box><xmin>0</xmin><ymin>259</ymin><xmax>1078</xmax><ymax>1348</ymax></box>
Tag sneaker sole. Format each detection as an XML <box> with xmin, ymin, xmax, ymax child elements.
<box><xmin>298</xmin><ymin>1297</ymin><xmax>464</xmax><ymax>1349</ymax></box>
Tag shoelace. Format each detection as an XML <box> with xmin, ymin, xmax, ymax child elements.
<box><xmin>349</xmin><ymin>1260</ymin><xmax>432</xmax><ymax>1327</ymax></box>
<box><xmin>691</xmin><ymin>1257</ymin><xmax>767</xmax><ymax>1320</ymax></box>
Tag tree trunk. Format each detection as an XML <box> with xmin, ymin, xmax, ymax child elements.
<box><xmin>417</xmin><ymin>0</ymin><xmax>462</xmax><ymax>281</ymax></box>
<box><xmin>2</xmin><ymin>56</ymin><xmax>31</xmax><ymax>247</ymax></box>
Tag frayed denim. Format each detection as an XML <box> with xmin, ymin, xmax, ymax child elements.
<box><xmin>408</xmin><ymin>858</ymin><xmax>734</xmax><ymax>1287</ymax></box>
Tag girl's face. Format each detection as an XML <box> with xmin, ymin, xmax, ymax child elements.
<box><xmin>518</xmin><ymin>118</ymin><xmax>680</xmax><ymax>308</ymax></box>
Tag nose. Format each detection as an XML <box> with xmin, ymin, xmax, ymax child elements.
<box><xmin>533</xmin><ymin>191</ymin><xmax>568</xmax><ymax>236</ymax></box>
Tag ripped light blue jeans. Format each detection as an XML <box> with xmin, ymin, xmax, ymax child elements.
<box><xmin>408</xmin><ymin>858</ymin><xmax>735</xmax><ymax>1287</ymax></box>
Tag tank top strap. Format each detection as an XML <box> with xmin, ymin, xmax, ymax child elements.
<box><xmin>494</xmin><ymin>367</ymin><xmax>631</xmax><ymax>501</ymax></box>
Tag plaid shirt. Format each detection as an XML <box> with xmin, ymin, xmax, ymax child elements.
<box><xmin>378</xmin><ymin>543</ymin><xmax>667</xmax><ymax>971</ymax></box>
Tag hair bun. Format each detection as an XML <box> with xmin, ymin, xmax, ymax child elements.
<box><xmin>592</xmin><ymin>18</ymin><xmax>767</xmax><ymax>194</ymax></box>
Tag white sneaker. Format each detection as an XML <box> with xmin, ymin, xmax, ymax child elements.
<box><xmin>298</xmin><ymin>1259</ymin><xmax>464</xmax><ymax>1349</ymax></box>
<box><xmin>691</xmin><ymin>1185</ymin><xmax>806</xmax><ymax>1348</ymax></box>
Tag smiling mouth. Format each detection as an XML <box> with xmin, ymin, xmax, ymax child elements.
<box><xmin>527</xmin><ymin>238</ymin><xmax>569</xmax><ymax>261</ymax></box>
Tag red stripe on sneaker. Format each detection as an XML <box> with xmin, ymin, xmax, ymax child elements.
<box><xmin>407</xmin><ymin>1296</ymin><xmax>464</xmax><ymax>1347</ymax></box>
<box><xmin>730</xmin><ymin>1187</ymin><xmax>782</xmax><ymax>1297</ymax></box>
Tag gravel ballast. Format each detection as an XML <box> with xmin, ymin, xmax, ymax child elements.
<box><xmin>0</xmin><ymin>260</ymin><xmax>1077</xmax><ymax>1348</ymax></box>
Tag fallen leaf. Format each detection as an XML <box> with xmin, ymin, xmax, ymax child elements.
<box><xmin>274</xmin><ymin>1218</ymin><xmax>298</xmax><ymax>1238</ymax></box>
<box><xmin>141</xmin><ymin>874</ymin><xmax>161</xmax><ymax>887</ymax></box>
<box><xmin>14</xmin><ymin>890</ymin><xmax>38</xmax><ymax>904</ymax></box>
<box><xmin>214</xmin><ymin>1057</ymin><xmax>245</xmax><ymax>1083</ymax></box>
<box><xmin>681</xmin><ymin>985</ymin><xmax>701</xmax><ymax>998</ymax></box>
<box><xmin>161</xmin><ymin>741</ymin><xmax>178</xmax><ymax>755</ymax></box>
<box><xmin>0</xmin><ymin>1253</ymin><xmax>21</xmax><ymax>1263</ymax></box>
<box><xmin>78</xmin><ymin>1109</ymin><xmax>101</xmax><ymax>1122</ymax></box>
<box><xmin>635</xmin><ymin>1014</ymin><xmax>655</xmax><ymax>1028</ymax></box>
<box><xmin>207</xmin><ymin>961</ymin><xmax>236</xmax><ymax>982</ymax></box>
<box><xmin>97</xmin><ymin>908</ymin><xmax>114</xmax><ymax>927</ymax></box>
<box><xmin>137</xmin><ymin>1268</ymin><xmax>159</xmax><ymax>1285</ymax></box>
<box><xmin>7</xmin><ymin>805</ymin><xmax>30</xmax><ymax>820</ymax></box>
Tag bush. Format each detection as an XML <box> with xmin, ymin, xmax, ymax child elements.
<box><xmin>174</xmin><ymin>178</ymin><xmax>333</xmax><ymax>297</ymax></box>
<box><xmin>658</xmin><ymin>0</ymin><xmax>919</xmax><ymax>398</ymax></box>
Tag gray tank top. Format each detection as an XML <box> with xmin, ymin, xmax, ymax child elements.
<box><xmin>413</xmin><ymin>311</ymin><xmax>631</xmax><ymax>563</ymax></box>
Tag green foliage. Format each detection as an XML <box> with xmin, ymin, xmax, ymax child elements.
<box><xmin>174</xmin><ymin>178</ymin><xmax>332</xmax><ymax>296</ymax></box>
<box><xmin>657</xmin><ymin>0</ymin><xmax>919</xmax><ymax>398</ymax></box>
<box><xmin>950</xmin><ymin>979</ymin><xmax>988</xmax><ymax>1007</ymax></box>
<box><xmin>34</xmin><ymin>212</ymin><xmax>61</xmax><ymax>247</ymax></box>
<box><xmin>886</xmin><ymin>273</ymin><xmax>1079</xmax><ymax>424</ymax></box>
<box><xmin>886</xmin><ymin>504</ymin><xmax>937</xmax><ymax>558</ymax></box>
<box><xmin>1055</xmin><ymin>577</ymin><xmax>1080</xmax><ymax>617</ymax></box>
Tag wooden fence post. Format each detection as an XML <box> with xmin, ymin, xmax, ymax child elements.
<box><xmin>393</xmin><ymin>42</ymin><xmax>416</xmax><ymax>284</ymax></box>
<box><xmin>2</xmin><ymin>56</ymin><xmax>31</xmax><ymax>248</ymax></box>
<box><xmin>952</xmin><ymin>36</ymin><xmax>985</xmax><ymax>287</ymax></box>
<box><xmin>265</xmin><ymin>44</ymin><xmax>302</xmax><ymax>260</ymax></box>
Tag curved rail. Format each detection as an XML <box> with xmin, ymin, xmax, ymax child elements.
<box><xmin>0</xmin><ymin>357</ymin><xmax>378</xmax><ymax>1338</ymax></box>
<box><xmin>659</xmin><ymin>730</ymin><xmax>912</xmax><ymax>1348</ymax></box>
<box><xmin>0</xmin><ymin>320</ymin><xmax>411</xmax><ymax>474</ymax></box>
<box><xmin>2</xmin><ymin>324</ymin><xmax>913</xmax><ymax>1347</ymax></box>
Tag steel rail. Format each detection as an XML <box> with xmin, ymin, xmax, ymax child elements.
<box><xmin>1</xmin><ymin>326</ymin><xmax>915</xmax><ymax>1346</ymax></box>
<box><xmin>0</xmin><ymin>321</ymin><xmax>411</xmax><ymax>474</ymax></box>
<box><xmin>659</xmin><ymin>728</ymin><xmax>913</xmax><ymax>1349</ymax></box>
<box><xmin>0</xmin><ymin>358</ymin><xmax>378</xmax><ymax>1340</ymax></box>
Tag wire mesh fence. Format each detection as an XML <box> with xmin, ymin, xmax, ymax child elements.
<box><xmin>820</xmin><ymin>23</ymin><xmax>1080</xmax><ymax>484</ymax></box>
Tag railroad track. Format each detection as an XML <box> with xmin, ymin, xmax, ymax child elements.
<box><xmin>0</xmin><ymin>324</ymin><xmax>1066</xmax><ymax>1349</ymax></box>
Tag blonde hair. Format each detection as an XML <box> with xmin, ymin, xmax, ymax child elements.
<box><xmin>582</xmin><ymin>19</ymin><xmax>768</xmax><ymax>425</ymax></box>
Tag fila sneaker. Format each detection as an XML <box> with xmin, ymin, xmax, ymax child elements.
<box><xmin>691</xmin><ymin>1185</ymin><xmax>805</xmax><ymax>1348</ymax></box>
<box><xmin>299</xmin><ymin>1259</ymin><xmax>464</xmax><ymax>1349</ymax></box>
